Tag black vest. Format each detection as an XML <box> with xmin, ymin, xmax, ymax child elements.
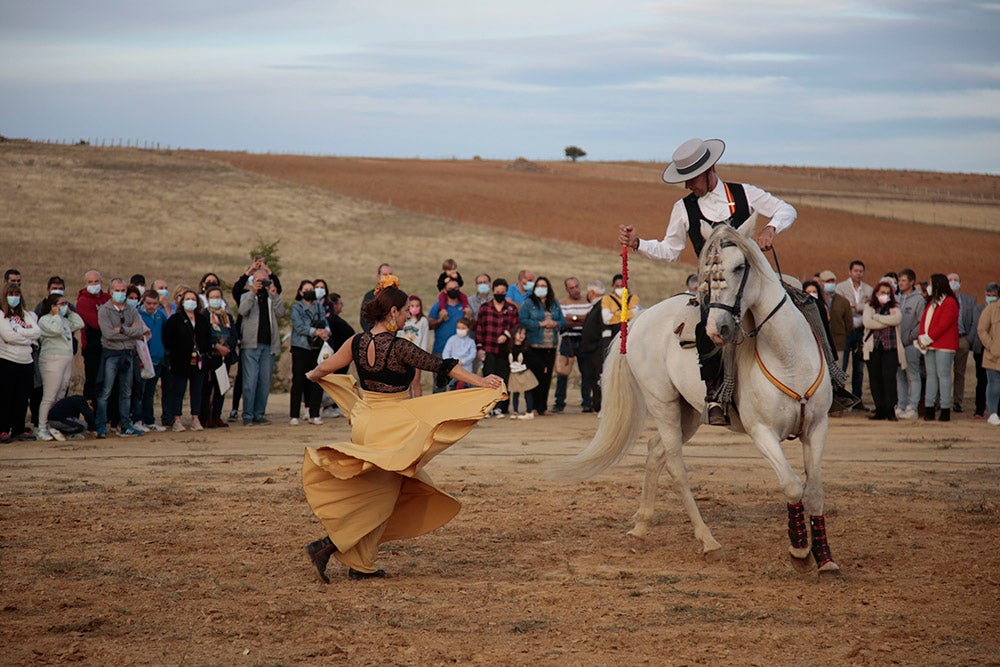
<box><xmin>683</xmin><ymin>182</ymin><xmax>751</xmax><ymax>256</ymax></box>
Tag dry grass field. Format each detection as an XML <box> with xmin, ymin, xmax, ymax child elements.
<box><xmin>1</xmin><ymin>141</ymin><xmax>998</xmax><ymax>665</ymax></box>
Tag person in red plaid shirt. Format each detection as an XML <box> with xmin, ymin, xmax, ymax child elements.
<box><xmin>476</xmin><ymin>278</ymin><xmax>520</xmax><ymax>416</ymax></box>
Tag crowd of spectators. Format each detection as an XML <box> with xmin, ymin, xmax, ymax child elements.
<box><xmin>1</xmin><ymin>257</ymin><xmax>997</xmax><ymax>443</ymax></box>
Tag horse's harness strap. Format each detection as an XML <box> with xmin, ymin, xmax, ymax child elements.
<box><xmin>754</xmin><ymin>334</ymin><xmax>826</xmax><ymax>439</ymax></box>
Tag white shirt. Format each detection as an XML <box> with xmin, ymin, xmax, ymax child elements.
<box><xmin>636</xmin><ymin>179</ymin><xmax>797</xmax><ymax>263</ymax></box>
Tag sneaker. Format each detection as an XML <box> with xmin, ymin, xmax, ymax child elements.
<box><xmin>309</xmin><ymin>417</ymin><xmax>323</xmax><ymax>426</ymax></box>
<box><xmin>551</xmin><ymin>406</ymin><xmax>564</xmax><ymax>414</ymax></box>
<box><xmin>243</xmin><ymin>419</ymin><xmax>254</xmax><ymax>426</ymax></box>
<box><xmin>228</xmin><ymin>409</ymin><xmax>239</xmax><ymax>422</ymax></box>
<box><xmin>190</xmin><ymin>418</ymin><xmax>204</xmax><ymax>431</ymax></box>
<box><xmin>490</xmin><ymin>408</ymin><xmax>503</xmax><ymax>418</ymax></box>
<box><xmin>509</xmin><ymin>412</ymin><xmax>519</xmax><ymax>419</ymax></box>
<box><xmin>953</xmin><ymin>403</ymin><xmax>964</xmax><ymax>413</ymax></box>
<box><xmin>289</xmin><ymin>418</ymin><xmax>300</xmax><ymax>426</ymax></box>
<box><xmin>901</xmin><ymin>408</ymin><xmax>918</xmax><ymax>420</ymax></box>
<box><xmin>518</xmin><ymin>412</ymin><xmax>535</xmax><ymax>420</ymax></box>
<box><xmin>67</xmin><ymin>433</ymin><xmax>85</xmax><ymax>440</ymax></box>
<box><xmin>988</xmin><ymin>414</ymin><xmax>1000</xmax><ymax>426</ymax></box>
<box><xmin>37</xmin><ymin>429</ymin><xmax>54</xmax><ymax>441</ymax></box>
<box><xmin>253</xmin><ymin>417</ymin><xmax>272</xmax><ymax>426</ymax></box>
<box><xmin>119</xmin><ymin>425</ymin><xmax>143</xmax><ymax>437</ymax></box>
<box><xmin>96</xmin><ymin>428</ymin><xmax>107</xmax><ymax>439</ymax></box>
<box><xmin>16</xmin><ymin>432</ymin><xmax>37</xmax><ymax>441</ymax></box>
<box><xmin>0</xmin><ymin>432</ymin><xmax>12</xmax><ymax>444</ymax></box>
<box><xmin>132</xmin><ymin>421</ymin><xmax>150</xmax><ymax>433</ymax></box>
<box><xmin>50</xmin><ymin>428</ymin><xmax>66</xmax><ymax>441</ymax></box>
<box><xmin>172</xmin><ymin>421</ymin><xmax>186</xmax><ymax>432</ymax></box>
<box><xmin>148</xmin><ymin>423</ymin><xmax>167</xmax><ymax>432</ymax></box>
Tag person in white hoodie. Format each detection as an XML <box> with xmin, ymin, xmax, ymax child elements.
<box><xmin>1</xmin><ymin>283</ymin><xmax>42</xmax><ymax>442</ymax></box>
<box><xmin>36</xmin><ymin>292</ymin><xmax>85</xmax><ymax>440</ymax></box>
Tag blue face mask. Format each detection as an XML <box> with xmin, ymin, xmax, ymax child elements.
<box><xmin>183</xmin><ymin>300</ymin><xmax>198</xmax><ymax>312</ymax></box>
<box><xmin>477</xmin><ymin>283</ymin><xmax>490</xmax><ymax>296</ymax></box>
<box><xmin>987</xmin><ymin>295</ymin><xmax>998</xmax><ymax>304</ymax></box>
<box><xmin>524</xmin><ymin>281</ymin><xmax>535</xmax><ymax>293</ymax></box>
<box><xmin>534</xmin><ymin>287</ymin><xmax>548</xmax><ymax>298</ymax></box>
<box><xmin>209</xmin><ymin>298</ymin><xmax>224</xmax><ymax>310</ymax></box>
<box><xmin>6</xmin><ymin>295</ymin><xmax>21</xmax><ymax>308</ymax></box>
<box><xmin>126</xmin><ymin>298</ymin><xmax>139</xmax><ymax>308</ymax></box>
<box><xmin>59</xmin><ymin>305</ymin><xmax>69</xmax><ymax>317</ymax></box>
<box><xmin>111</xmin><ymin>291</ymin><xmax>127</xmax><ymax>304</ymax></box>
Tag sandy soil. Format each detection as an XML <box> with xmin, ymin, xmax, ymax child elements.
<box><xmin>2</xmin><ymin>395</ymin><xmax>997</xmax><ymax>666</ymax></box>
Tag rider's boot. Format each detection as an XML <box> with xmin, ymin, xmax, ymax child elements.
<box><xmin>704</xmin><ymin>376</ymin><xmax>730</xmax><ymax>426</ymax></box>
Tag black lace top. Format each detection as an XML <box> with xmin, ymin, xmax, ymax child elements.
<box><xmin>352</xmin><ymin>331</ymin><xmax>458</xmax><ymax>393</ymax></box>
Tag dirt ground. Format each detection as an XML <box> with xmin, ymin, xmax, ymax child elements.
<box><xmin>2</xmin><ymin>394</ymin><xmax>997</xmax><ymax>666</ymax></box>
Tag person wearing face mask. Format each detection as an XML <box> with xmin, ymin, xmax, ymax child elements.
<box><xmin>134</xmin><ymin>290</ymin><xmax>170</xmax><ymax>432</ymax></box>
<box><xmin>151</xmin><ymin>279</ymin><xmax>177</xmax><ymax>316</ymax></box>
<box><xmin>519</xmin><ymin>276</ymin><xmax>566</xmax><ymax>416</ymax></box>
<box><xmin>976</xmin><ymin>282</ymin><xmax>1000</xmax><ymax>425</ymax></box>
<box><xmin>428</xmin><ymin>278</ymin><xmax>473</xmax><ymax>390</ymax></box>
<box><xmin>894</xmin><ymin>269</ymin><xmax>924</xmax><ymax>420</ymax></box>
<box><xmin>947</xmin><ymin>272</ymin><xmax>977</xmax><ymax>414</ymax></box>
<box><xmin>836</xmin><ymin>260</ymin><xmax>875</xmax><ymax>410</ymax></box>
<box><xmin>467</xmin><ymin>273</ymin><xmax>493</xmax><ymax>324</ymax></box>
<box><xmin>1</xmin><ymin>283</ymin><xmax>42</xmax><ymax>442</ymax></box>
<box><xmin>601</xmin><ymin>273</ymin><xmax>642</xmax><ymax>335</ymax></box>
<box><xmin>818</xmin><ymin>270</ymin><xmax>853</xmax><ymax>372</ymax></box>
<box><xmin>164</xmin><ymin>289</ymin><xmax>213</xmax><ymax>432</ymax></box>
<box><xmin>435</xmin><ymin>258</ymin><xmax>471</xmax><ymax>315</ymax></box>
<box><xmin>398</xmin><ymin>295</ymin><xmax>430</xmax><ymax>397</ymax></box>
<box><xmin>442</xmin><ymin>318</ymin><xmax>477</xmax><ymax>390</ymax></box>
<box><xmin>199</xmin><ymin>286</ymin><xmax>238</xmax><ymax>428</ymax></box>
<box><xmin>76</xmin><ymin>269</ymin><xmax>111</xmax><ymax>405</ymax></box>
<box><xmin>916</xmin><ymin>274</ymin><xmax>960</xmax><ymax>422</ymax></box>
<box><xmin>35</xmin><ymin>293</ymin><xmax>85</xmax><ymax>441</ymax></box>
<box><xmin>300</xmin><ymin>277</ymin><xmax>505</xmax><ymax>582</ymax></box>
<box><xmin>862</xmin><ymin>282</ymin><xmax>906</xmax><ymax>421</ymax></box>
<box><xmin>508</xmin><ymin>269</ymin><xmax>536</xmax><ymax>306</ymax></box>
<box><xmin>290</xmin><ymin>280</ymin><xmax>330</xmax><ymax>425</ymax></box>
<box><xmin>476</xmin><ymin>278</ymin><xmax>520</xmax><ymax>415</ymax></box>
<box><xmin>95</xmin><ymin>278</ymin><xmax>146</xmax><ymax>438</ymax></box>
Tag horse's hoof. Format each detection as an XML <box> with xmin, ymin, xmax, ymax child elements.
<box><xmin>788</xmin><ymin>552</ymin><xmax>814</xmax><ymax>574</ymax></box>
<box><xmin>626</xmin><ymin>526</ymin><xmax>647</xmax><ymax>540</ymax></box>
<box><xmin>702</xmin><ymin>547</ymin><xmax>724</xmax><ymax>562</ymax></box>
<box><xmin>817</xmin><ymin>561</ymin><xmax>843</xmax><ymax>580</ymax></box>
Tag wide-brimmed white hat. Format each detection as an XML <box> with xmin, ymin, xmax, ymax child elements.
<box><xmin>661</xmin><ymin>138</ymin><xmax>725</xmax><ymax>184</ymax></box>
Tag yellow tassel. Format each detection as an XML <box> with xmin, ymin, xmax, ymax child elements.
<box><xmin>620</xmin><ymin>287</ymin><xmax>631</xmax><ymax>322</ymax></box>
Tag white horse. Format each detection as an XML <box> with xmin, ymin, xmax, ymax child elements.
<box><xmin>558</xmin><ymin>215</ymin><xmax>840</xmax><ymax>574</ymax></box>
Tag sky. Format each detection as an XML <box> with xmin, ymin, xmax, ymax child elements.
<box><xmin>2</xmin><ymin>0</ymin><xmax>999</xmax><ymax>173</ymax></box>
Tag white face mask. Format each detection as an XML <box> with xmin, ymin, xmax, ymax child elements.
<box><xmin>949</xmin><ymin>280</ymin><xmax>960</xmax><ymax>292</ymax></box>
<box><xmin>456</xmin><ymin>328</ymin><xmax>469</xmax><ymax>338</ymax></box>
<box><xmin>50</xmin><ymin>288</ymin><xmax>65</xmax><ymax>296</ymax></box>
<box><xmin>183</xmin><ymin>299</ymin><xmax>198</xmax><ymax>312</ymax></box>
<box><xmin>614</xmin><ymin>287</ymin><xmax>623</xmax><ymax>297</ymax></box>
<box><xmin>86</xmin><ymin>284</ymin><xmax>102</xmax><ymax>295</ymax></box>
<box><xmin>877</xmin><ymin>294</ymin><xmax>890</xmax><ymax>305</ymax></box>
<box><xmin>136</xmin><ymin>285</ymin><xmax>146</xmax><ymax>295</ymax></box>
<box><xmin>534</xmin><ymin>287</ymin><xmax>548</xmax><ymax>298</ymax></box>
<box><xmin>314</xmin><ymin>287</ymin><xmax>327</xmax><ymax>300</ymax></box>
<box><xmin>927</xmin><ymin>286</ymin><xmax>933</xmax><ymax>296</ymax></box>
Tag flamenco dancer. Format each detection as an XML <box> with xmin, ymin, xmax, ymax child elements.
<box><xmin>301</xmin><ymin>276</ymin><xmax>506</xmax><ymax>581</ymax></box>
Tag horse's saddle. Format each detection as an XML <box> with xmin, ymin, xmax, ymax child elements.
<box><xmin>673</xmin><ymin>297</ymin><xmax>701</xmax><ymax>349</ymax></box>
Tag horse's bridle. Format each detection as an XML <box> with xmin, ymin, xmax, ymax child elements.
<box><xmin>702</xmin><ymin>239</ymin><xmax>787</xmax><ymax>340</ymax></box>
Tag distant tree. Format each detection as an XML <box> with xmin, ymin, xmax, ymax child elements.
<box><xmin>564</xmin><ymin>146</ymin><xmax>586</xmax><ymax>162</ymax></box>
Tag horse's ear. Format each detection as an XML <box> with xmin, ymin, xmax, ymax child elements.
<box><xmin>700</xmin><ymin>219</ymin><xmax>714</xmax><ymax>244</ymax></box>
<box><xmin>737</xmin><ymin>211</ymin><xmax>758</xmax><ymax>238</ymax></box>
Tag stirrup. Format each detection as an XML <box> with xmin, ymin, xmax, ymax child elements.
<box><xmin>705</xmin><ymin>402</ymin><xmax>730</xmax><ymax>426</ymax></box>
<box><xmin>830</xmin><ymin>385</ymin><xmax>861</xmax><ymax>413</ymax></box>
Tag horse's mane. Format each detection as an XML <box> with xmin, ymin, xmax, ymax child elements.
<box><xmin>701</xmin><ymin>223</ymin><xmax>781</xmax><ymax>287</ymax></box>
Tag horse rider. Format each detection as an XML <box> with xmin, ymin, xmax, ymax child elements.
<box><xmin>619</xmin><ymin>138</ymin><xmax>851</xmax><ymax>426</ymax></box>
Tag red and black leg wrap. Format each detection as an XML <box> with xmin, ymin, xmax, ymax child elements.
<box><xmin>809</xmin><ymin>515</ymin><xmax>833</xmax><ymax>568</ymax></box>
<box><xmin>787</xmin><ymin>502</ymin><xmax>808</xmax><ymax>550</ymax></box>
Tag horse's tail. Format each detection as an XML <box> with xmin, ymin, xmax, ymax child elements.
<box><xmin>550</xmin><ymin>336</ymin><xmax>648</xmax><ymax>482</ymax></box>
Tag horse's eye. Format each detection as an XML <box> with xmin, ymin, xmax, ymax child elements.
<box><xmin>733</xmin><ymin>264</ymin><xmax>745</xmax><ymax>273</ymax></box>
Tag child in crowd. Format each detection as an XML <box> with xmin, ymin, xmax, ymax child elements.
<box><xmin>442</xmin><ymin>318</ymin><xmax>477</xmax><ymax>390</ymax></box>
<box><xmin>436</xmin><ymin>258</ymin><xmax>470</xmax><ymax>312</ymax></box>
<box><xmin>399</xmin><ymin>295</ymin><xmax>430</xmax><ymax>397</ymax></box>
<box><xmin>506</xmin><ymin>325</ymin><xmax>538</xmax><ymax>419</ymax></box>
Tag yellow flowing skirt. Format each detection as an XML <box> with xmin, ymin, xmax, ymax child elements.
<box><xmin>302</xmin><ymin>374</ymin><xmax>505</xmax><ymax>571</ymax></box>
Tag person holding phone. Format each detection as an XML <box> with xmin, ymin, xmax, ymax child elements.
<box><xmin>238</xmin><ymin>269</ymin><xmax>285</xmax><ymax>426</ymax></box>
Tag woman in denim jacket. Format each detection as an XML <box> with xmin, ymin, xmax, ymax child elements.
<box><xmin>518</xmin><ymin>276</ymin><xmax>566</xmax><ymax>416</ymax></box>
<box><xmin>291</xmin><ymin>280</ymin><xmax>331</xmax><ymax>425</ymax></box>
